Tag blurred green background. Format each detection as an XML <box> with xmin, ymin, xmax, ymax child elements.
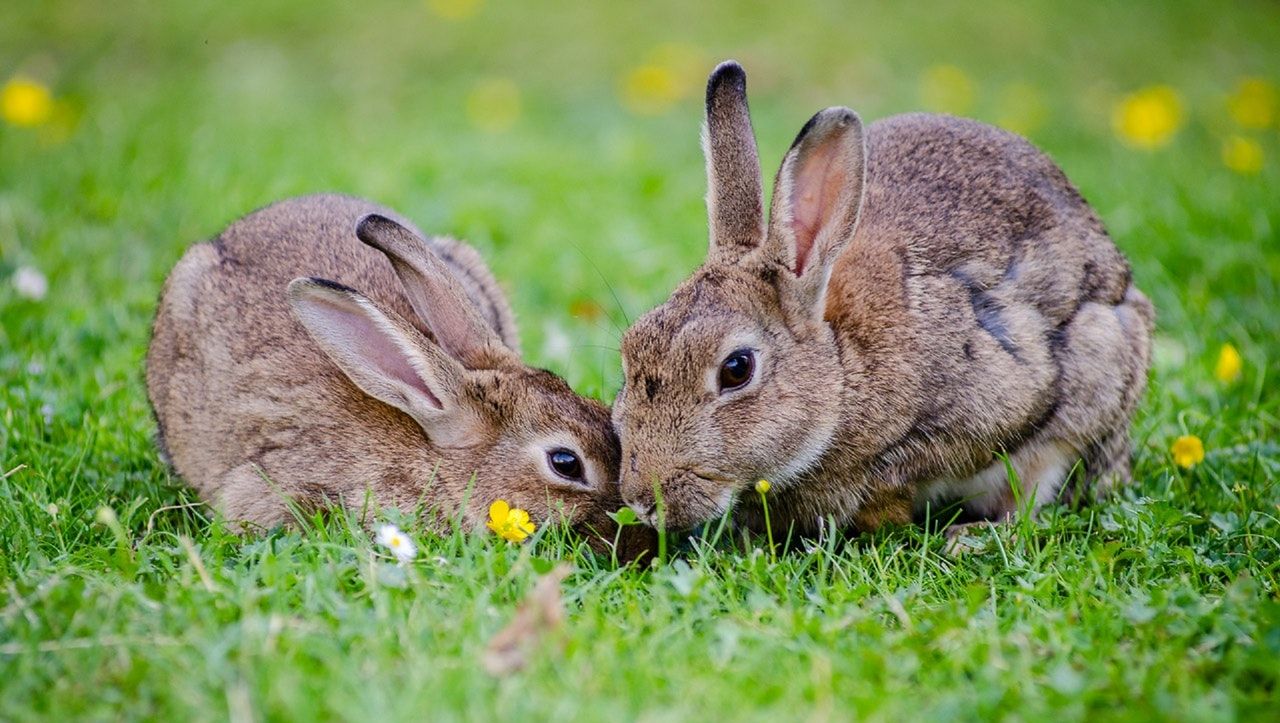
<box><xmin>1</xmin><ymin>1</ymin><xmax>1278</xmax><ymax>719</ymax></box>
<box><xmin>2</xmin><ymin>0</ymin><xmax>1276</xmax><ymax>399</ymax></box>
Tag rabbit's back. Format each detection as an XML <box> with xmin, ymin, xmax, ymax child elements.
<box><xmin>853</xmin><ymin>113</ymin><xmax>1131</xmax><ymax>319</ymax></box>
<box><xmin>215</xmin><ymin>195</ymin><xmax>518</xmax><ymax>348</ymax></box>
<box><xmin>827</xmin><ymin>114</ymin><xmax>1151</xmax><ymax>501</ymax></box>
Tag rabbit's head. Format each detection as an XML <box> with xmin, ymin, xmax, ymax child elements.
<box><xmin>614</xmin><ymin>61</ymin><xmax>868</xmax><ymax>530</ymax></box>
<box><xmin>290</xmin><ymin>215</ymin><xmax>650</xmax><ymax>557</ymax></box>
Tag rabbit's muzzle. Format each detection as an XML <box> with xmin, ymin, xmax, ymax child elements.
<box><xmin>622</xmin><ymin>465</ymin><xmax>735</xmax><ymax>531</ymax></box>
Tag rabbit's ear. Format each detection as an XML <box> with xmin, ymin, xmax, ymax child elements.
<box><xmin>703</xmin><ymin>61</ymin><xmax>766</xmax><ymax>262</ymax></box>
<box><xmin>288</xmin><ymin>278</ymin><xmax>479</xmax><ymax>448</ymax></box>
<box><xmin>764</xmin><ymin>106</ymin><xmax>867</xmax><ymax>321</ymax></box>
<box><xmin>355</xmin><ymin>214</ymin><xmax>517</xmax><ymax>369</ymax></box>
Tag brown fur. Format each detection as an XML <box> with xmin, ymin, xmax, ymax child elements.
<box><xmin>614</xmin><ymin>62</ymin><xmax>1153</xmax><ymax>534</ymax></box>
<box><xmin>147</xmin><ymin>194</ymin><xmax>653</xmax><ymax>558</ymax></box>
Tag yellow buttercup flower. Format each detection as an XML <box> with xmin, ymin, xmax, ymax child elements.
<box><xmin>1214</xmin><ymin>343</ymin><xmax>1243</xmax><ymax>384</ymax></box>
<box><xmin>466</xmin><ymin>78</ymin><xmax>521</xmax><ymax>133</ymax></box>
<box><xmin>1112</xmin><ymin>86</ymin><xmax>1183</xmax><ymax>150</ymax></box>
<box><xmin>1227</xmin><ymin>77</ymin><xmax>1277</xmax><ymax>129</ymax></box>
<box><xmin>755</xmin><ymin>479</ymin><xmax>771</xmax><ymax>495</ymax></box>
<box><xmin>2</xmin><ymin>76</ymin><xmax>54</xmax><ymax>127</ymax></box>
<box><xmin>919</xmin><ymin>64</ymin><xmax>974</xmax><ymax>116</ymax></box>
<box><xmin>1221</xmin><ymin>136</ymin><xmax>1264</xmax><ymax>175</ymax></box>
<box><xmin>487</xmin><ymin>499</ymin><xmax>535</xmax><ymax>543</ymax></box>
<box><xmin>1171</xmin><ymin>435</ymin><xmax>1205</xmax><ymax>469</ymax></box>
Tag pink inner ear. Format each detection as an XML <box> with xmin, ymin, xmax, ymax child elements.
<box><xmin>789</xmin><ymin>134</ymin><xmax>848</xmax><ymax>276</ymax></box>
<box><xmin>311</xmin><ymin>298</ymin><xmax>443</xmax><ymax>410</ymax></box>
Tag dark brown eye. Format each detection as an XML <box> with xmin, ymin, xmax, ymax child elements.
<box><xmin>547</xmin><ymin>448</ymin><xmax>585</xmax><ymax>482</ymax></box>
<box><xmin>718</xmin><ymin>349</ymin><xmax>755</xmax><ymax>392</ymax></box>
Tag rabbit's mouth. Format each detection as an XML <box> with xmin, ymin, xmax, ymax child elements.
<box><xmin>628</xmin><ymin>469</ymin><xmax>736</xmax><ymax>530</ymax></box>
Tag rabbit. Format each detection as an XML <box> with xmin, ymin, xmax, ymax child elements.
<box><xmin>612</xmin><ymin>62</ymin><xmax>1153</xmax><ymax>540</ymax></box>
<box><xmin>147</xmin><ymin>194</ymin><xmax>652</xmax><ymax>558</ymax></box>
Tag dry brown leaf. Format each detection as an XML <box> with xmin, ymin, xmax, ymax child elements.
<box><xmin>481</xmin><ymin>564</ymin><xmax>571</xmax><ymax>676</ymax></box>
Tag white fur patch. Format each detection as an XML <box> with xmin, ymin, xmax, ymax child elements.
<box><xmin>914</xmin><ymin>439</ymin><xmax>1078</xmax><ymax>519</ymax></box>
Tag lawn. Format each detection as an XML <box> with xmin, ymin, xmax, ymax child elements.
<box><xmin>2</xmin><ymin>1</ymin><xmax>1278</xmax><ymax>719</ymax></box>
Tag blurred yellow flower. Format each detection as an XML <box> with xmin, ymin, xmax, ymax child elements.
<box><xmin>619</xmin><ymin>43</ymin><xmax>703</xmax><ymax>116</ymax></box>
<box><xmin>426</xmin><ymin>0</ymin><xmax>481</xmax><ymax>21</ymax></box>
<box><xmin>621</xmin><ymin>65</ymin><xmax>683</xmax><ymax>116</ymax></box>
<box><xmin>1221</xmin><ymin>135</ymin><xmax>1264</xmax><ymax>175</ymax></box>
<box><xmin>995</xmin><ymin>81</ymin><xmax>1047</xmax><ymax>136</ymax></box>
<box><xmin>919</xmin><ymin>64</ymin><xmax>974</xmax><ymax>115</ymax></box>
<box><xmin>487</xmin><ymin>500</ymin><xmax>535</xmax><ymax>543</ymax></box>
<box><xmin>1112</xmin><ymin>86</ymin><xmax>1183</xmax><ymax>150</ymax></box>
<box><xmin>1170</xmin><ymin>435</ymin><xmax>1205</xmax><ymax>469</ymax></box>
<box><xmin>1214</xmin><ymin>343</ymin><xmax>1243</xmax><ymax>384</ymax></box>
<box><xmin>755</xmin><ymin>479</ymin><xmax>771</xmax><ymax>495</ymax></box>
<box><xmin>466</xmin><ymin>78</ymin><xmax>521</xmax><ymax>133</ymax></box>
<box><xmin>2</xmin><ymin>75</ymin><xmax>53</xmax><ymax>127</ymax></box>
<box><xmin>1227</xmin><ymin>77</ymin><xmax>1277</xmax><ymax>129</ymax></box>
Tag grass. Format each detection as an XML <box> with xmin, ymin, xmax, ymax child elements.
<box><xmin>2</xmin><ymin>0</ymin><xmax>1278</xmax><ymax>719</ymax></box>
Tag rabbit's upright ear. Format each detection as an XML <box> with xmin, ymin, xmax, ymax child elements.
<box><xmin>288</xmin><ymin>278</ymin><xmax>479</xmax><ymax>448</ymax></box>
<box><xmin>703</xmin><ymin>61</ymin><xmax>766</xmax><ymax>262</ymax></box>
<box><xmin>764</xmin><ymin>107</ymin><xmax>867</xmax><ymax>323</ymax></box>
<box><xmin>355</xmin><ymin>214</ymin><xmax>518</xmax><ymax>370</ymax></box>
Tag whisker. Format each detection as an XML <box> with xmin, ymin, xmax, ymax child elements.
<box><xmin>565</xmin><ymin>238</ymin><xmax>631</xmax><ymax>333</ymax></box>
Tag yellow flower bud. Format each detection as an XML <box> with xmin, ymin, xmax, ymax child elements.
<box><xmin>1214</xmin><ymin>343</ymin><xmax>1243</xmax><ymax>384</ymax></box>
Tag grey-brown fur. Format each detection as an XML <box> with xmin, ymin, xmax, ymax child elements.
<box><xmin>614</xmin><ymin>62</ymin><xmax>1153</xmax><ymax>535</ymax></box>
<box><xmin>147</xmin><ymin>193</ymin><xmax>652</xmax><ymax>557</ymax></box>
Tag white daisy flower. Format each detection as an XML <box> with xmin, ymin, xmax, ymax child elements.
<box><xmin>12</xmin><ymin>266</ymin><xmax>48</xmax><ymax>301</ymax></box>
<box><xmin>375</xmin><ymin>523</ymin><xmax>417</xmax><ymax>564</ymax></box>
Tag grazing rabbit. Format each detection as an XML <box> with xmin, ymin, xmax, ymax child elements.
<box><xmin>147</xmin><ymin>194</ymin><xmax>650</xmax><ymax>556</ymax></box>
<box><xmin>613</xmin><ymin>62</ymin><xmax>1153</xmax><ymax>538</ymax></box>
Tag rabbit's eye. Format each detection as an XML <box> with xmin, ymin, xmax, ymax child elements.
<box><xmin>718</xmin><ymin>349</ymin><xmax>755</xmax><ymax>392</ymax></box>
<box><xmin>547</xmin><ymin>448</ymin><xmax>585</xmax><ymax>482</ymax></box>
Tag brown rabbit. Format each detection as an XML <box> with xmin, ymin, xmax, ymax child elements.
<box><xmin>614</xmin><ymin>62</ymin><xmax>1153</xmax><ymax>538</ymax></box>
<box><xmin>147</xmin><ymin>194</ymin><xmax>649</xmax><ymax>556</ymax></box>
